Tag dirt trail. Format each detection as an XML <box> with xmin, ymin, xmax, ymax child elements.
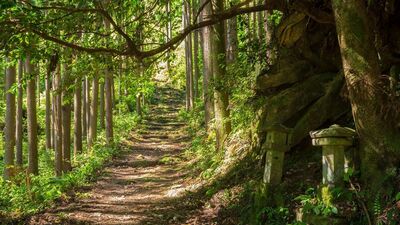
<box><xmin>27</xmin><ymin>87</ymin><xmax>209</xmax><ymax>225</ymax></box>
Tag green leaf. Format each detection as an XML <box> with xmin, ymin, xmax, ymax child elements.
<box><xmin>331</xmin><ymin>206</ymin><xmax>338</xmax><ymax>214</ymax></box>
<box><xmin>395</xmin><ymin>192</ymin><xmax>400</xmax><ymax>201</ymax></box>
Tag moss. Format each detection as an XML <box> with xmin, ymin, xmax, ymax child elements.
<box><xmin>321</xmin><ymin>186</ymin><xmax>332</xmax><ymax>206</ymax></box>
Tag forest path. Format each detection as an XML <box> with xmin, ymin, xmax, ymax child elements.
<box><xmin>27</xmin><ymin>86</ymin><xmax>205</xmax><ymax>225</ymax></box>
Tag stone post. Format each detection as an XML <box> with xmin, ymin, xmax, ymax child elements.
<box><xmin>263</xmin><ymin>124</ymin><xmax>292</xmax><ymax>185</ymax></box>
<box><xmin>310</xmin><ymin>124</ymin><xmax>356</xmax><ymax>187</ymax></box>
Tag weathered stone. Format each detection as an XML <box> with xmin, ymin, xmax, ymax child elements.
<box><xmin>263</xmin><ymin>124</ymin><xmax>292</xmax><ymax>185</ymax></box>
<box><xmin>310</xmin><ymin>124</ymin><xmax>356</xmax><ymax>187</ymax></box>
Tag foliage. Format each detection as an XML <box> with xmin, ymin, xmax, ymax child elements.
<box><xmin>294</xmin><ymin>187</ymin><xmax>339</xmax><ymax>217</ymax></box>
<box><xmin>0</xmin><ymin>113</ymin><xmax>138</xmax><ymax>220</ymax></box>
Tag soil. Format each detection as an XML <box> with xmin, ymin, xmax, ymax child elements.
<box><xmin>25</xmin><ymin>87</ymin><xmax>218</xmax><ymax>225</ymax></box>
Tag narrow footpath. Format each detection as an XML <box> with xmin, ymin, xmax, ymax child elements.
<box><xmin>27</xmin><ymin>87</ymin><xmax>212</xmax><ymax>225</ymax></box>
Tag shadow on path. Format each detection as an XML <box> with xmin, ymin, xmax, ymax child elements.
<box><xmin>26</xmin><ymin>87</ymin><xmax>210</xmax><ymax>225</ymax></box>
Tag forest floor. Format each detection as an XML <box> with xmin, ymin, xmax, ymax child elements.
<box><xmin>26</xmin><ymin>87</ymin><xmax>220</xmax><ymax>225</ymax></box>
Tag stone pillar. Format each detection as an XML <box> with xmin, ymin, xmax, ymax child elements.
<box><xmin>263</xmin><ymin>124</ymin><xmax>292</xmax><ymax>185</ymax></box>
<box><xmin>310</xmin><ymin>124</ymin><xmax>356</xmax><ymax>187</ymax></box>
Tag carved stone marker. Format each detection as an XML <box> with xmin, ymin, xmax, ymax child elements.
<box><xmin>310</xmin><ymin>124</ymin><xmax>356</xmax><ymax>187</ymax></box>
<box><xmin>263</xmin><ymin>124</ymin><xmax>292</xmax><ymax>185</ymax></box>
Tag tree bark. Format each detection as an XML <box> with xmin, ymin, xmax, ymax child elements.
<box><xmin>183</xmin><ymin>0</ymin><xmax>194</xmax><ymax>110</ymax></box>
<box><xmin>103</xmin><ymin>18</ymin><xmax>114</xmax><ymax>144</ymax></box>
<box><xmin>53</xmin><ymin>64</ymin><xmax>63</xmax><ymax>176</ymax></box>
<box><xmin>45</xmin><ymin>54</ymin><xmax>58</xmax><ymax>150</ymax></box>
<box><xmin>88</xmin><ymin>76</ymin><xmax>99</xmax><ymax>149</ymax></box>
<box><xmin>62</xmin><ymin>99</ymin><xmax>72</xmax><ymax>172</ymax></box>
<box><xmin>45</xmin><ymin>62</ymin><xmax>52</xmax><ymax>150</ymax></box>
<box><xmin>99</xmin><ymin>81</ymin><xmax>105</xmax><ymax>129</ymax></box>
<box><xmin>16</xmin><ymin>59</ymin><xmax>24</xmax><ymax>167</ymax></box>
<box><xmin>201</xmin><ymin>0</ymin><xmax>215</xmax><ymax>131</ymax></box>
<box><xmin>61</xmin><ymin>62</ymin><xmax>73</xmax><ymax>172</ymax></box>
<box><xmin>26</xmin><ymin>54</ymin><xmax>38</xmax><ymax>175</ymax></box>
<box><xmin>212</xmin><ymin>0</ymin><xmax>231</xmax><ymax>150</ymax></box>
<box><xmin>193</xmin><ymin>0</ymin><xmax>200</xmax><ymax>99</ymax></box>
<box><xmin>136</xmin><ymin>93</ymin><xmax>142</xmax><ymax>116</ymax></box>
<box><xmin>264</xmin><ymin>10</ymin><xmax>277</xmax><ymax>65</ymax></box>
<box><xmin>226</xmin><ymin>7</ymin><xmax>238</xmax><ymax>63</ymax></box>
<box><xmin>74</xmin><ymin>77</ymin><xmax>82</xmax><ymax>157</ymax></box>
<box><xmin>82</xmin><ymin>79</ymin><xmax>87</xmax><ymax>137</ymax></box>
<box><xmin>332</xmin><ymin>0</ymin><xmax>400</xmax><ymax>193</ymax></box>
<box><xmin>166</xmin><ymin>0</ymin><xmax>172</xmax><ymax>74</ymax></box>
<box><xmin>85</xmin><ymin>77</ymin><xmax>91</xmax><ymax>143</ymax></box>
<box><xmin>4</xmin><ymin>58</ymin><xmax>16</xmax><ymax>180</ymax></box>
<box><xmin>105</xmin><ymin>66</ymin><xmax>114</xmax><ymax>144</ymax></box>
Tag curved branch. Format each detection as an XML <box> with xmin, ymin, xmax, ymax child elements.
<box><xmin>25</xmin><ymin>3</ymin><xmax>273</xmax><ymax>58</ymax></box>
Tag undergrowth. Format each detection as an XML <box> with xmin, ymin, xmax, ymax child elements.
<box><xmin>0</xmin><ymin>113</ymin><xmax>140</xmax><ymax>222</ymax></box>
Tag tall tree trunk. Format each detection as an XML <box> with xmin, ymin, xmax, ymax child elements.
<box><xmin>193</xmin><ymin>0</ymin><xmax>200</xmax><ymax>99</ymax></box>
<box><xmin>61</xmin><ymin>63</ymin><xmax>72</xmax><ymax>172</ymax></box>
<box><xmin>45</xmin><ymin>54</ymin><xmax>58</xmax><ymax>150</ymax></box>
<box><xmin>74</xmin><ymin>77</ymin><xmax>82</xmax><ymax>157</ymax></box>
<box><xmin>332</xmin><ymin>0</ymin><xmax>400</xmax><ymax>194</ymax></box>
<box><xmin>45</xmin><ymin>63</ymin><xmax>52</xmax><ymax>150</ymax></box>
<box><xmin>85</xmin><ymin>77</ymin><xmax>91</xmax><ymax>144</ymax></box>
<box><xmin>99</xmin><ymin>81</ymin><xmax>105</xmax><ymax>129</ymax></box>
<box><xmin>226</xmin><ymin>7</ymin><xmax>238</xmax><ymax>63</ymax></box>
<box><xmin>25</xmin><ymin>54</ymin><xmax>38</xmax><ymax>175</ymax></box>
<box><xmin>104</xmin><ymin>18</ymin><xmax>114</xmax><ymax>144</ymax></box>
<box><xmin>183</xmin><ymin>0</ymin><xmax>194</xmax><ymax>110</ymax></box>
<box><xmin>166</xmin><ymin>0</ymin><xmax>172</xmax><ymax>74</ymax></box>
<box><xmin>201</xmin><ymin>0</ymin><xmax>215</xmax><ymax>131</ymax></box>
<box><xmin>53</xmin><ymin>64</ymin><xmax>63</xmax><ymax>176</ymax></box>
<box><xmin>105</xmin><ymin>66</ymin><xmax>114</xmax><ymax>144</ymax></box>
<box><xmin>16</xmin><ymin>59</ymin><xmax>24</xmax><ymax>167</ymax></box>
<box><xmin>37</xmin><ymin>75</ymin><xmax>40</xmax><ymax>108</ymax></box>
<box><xmin>264</xmin><ymin>10</ymin><xmax>277</xmax><ymax>65</ymax></box>
<box><xmin>212</xmin><ymin>0</ymin><xmax>231</xmax><ymax>150</ymax></box>
<box><xmin>257</xmin><ymin>0</ymin><xmax>264</xmax><ymax>41</ymax></box>
<box><xmin>62</xmin><ymin>100</ymin><xmax>72</xmax><ymax>172</ymax></box>
<box><xmin>82</xmin><ymin>79</ymin><xmax>87</xmax><ymax>137</ymax></box>
<box><xmin>4</xmin><ymin>58</ymin><xmax>16</xmax><ymax>180</ymax></box>
<box><xmin>88</xmin><ymin>76</ymin><xmax>99</xmax><ymax>149</ymax></box>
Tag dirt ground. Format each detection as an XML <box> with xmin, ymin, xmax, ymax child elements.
<box><xmin>26</xmin><ymin>87</ymin><xmax>223</xmax><ymax>225</ymax></box>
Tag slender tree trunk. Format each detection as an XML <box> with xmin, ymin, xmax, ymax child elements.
<box><xmin>62</xmin><ymin>100</ymin><xmax>72</xmax><ymax>172</ymax></box>
<box><xmin>82</xmin><ymin>79</ymin><xmax>87</xmax><ymax>137</ymax></box>
<box><xmin>88</xmin><ymin>76</ymin><xmax>99</xmax><ymax>149</ymax></box>
<box><xmin>26</xmin><ymin>54</ymin><xmax>38</xmax><ymax>175</ymax></box>
<box><xmin>193</xmin><ymin>0</ymin><xmax>200</xmax><ymax>99</ymax></box>
<box><xmin>332</xmin><ymin>0</ymin><xmax>400</xmax><ymax>195</ymax></box>
<box><xmin>74</xmin><ymin>77</ymin><xmax>82</xmax><ymax>157</ymax></box>
<box><xmin>226</xmin><ymin>8</ymin><xmax>238</xmax><ymax>63</ymax></box>
<box><xmin>257</xmin><ymin>0</ymin><xmax>264</xmax><ymax>41</ymax></box>
<box><xmin>53</xmin><ymin>64</ymin><xmax>63</xmax><ymax>176</ymax></box>
<box><xmin>264</xmin><ymin>10</ymin><xmax>277</xmax><ymax>65</ymax></box>
<box><xmin>61</xmin><ymin>63</ymin><xmax>72</xmax><ymax>172</ymax></box>
<box><xmin>212</xmin><ymin>0</ymin><xmax>231</xmax><ymax>150</ymax></box>
<box><xmin>16</xmin><ymin>59</ymin><xmax>24</xmax><ymax>167</ymax></box>
<box><xmin>4</xmin><ymin>58</ymin><xmax>16</xmax><ymax>180</ymax></box>
<box><xmin>103</xmin><ymin>18</ymin><xmax>114</xmax><ymax>144</ymax></box>
<box><xmin>201</xmin><ymin>0</ymin><xmax>215</xmax><ymax>131</ymax></box>
<box><xmin>136</xmin><ymin>93</ymin><xmax>142</xmax><ymax>116</ymax></box>
<box><xmin>166</xmin><ymin>0</ymin><xmax>172</xmax><ymax>74</ymax></box>
<box><xmin>37</xmin><ymin>75</ymin><xmax>40</xmax><ymax>108</ymax></box>
<box><xmin>99</xmin><ymin>81</ymin><xmax>105</xmax><ymax>129</ymax></box>
<box><xmin>105</xmin><ymin>66</ymin><xmax>114</xmax><ymax>144</ymax></box>
<box><xmin>183</xmin><ymin>0</ymin><xmax>194</xmax><ymax>110</ymax></box>
<box><xmin>45</xmin><ymin>67</ymin><xmax>52</xmax><ymax>150</ymax></box>
<box><xmin>85</xmin><ymin>77</ymin><xmax>91</xmax><ymax>143</ymax></box>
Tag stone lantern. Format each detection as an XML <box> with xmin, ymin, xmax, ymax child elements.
<box><xmin>310</xmin><ymin>124</ymin><xmax>356</xmax><ymax>187</ymax></box>
<box><xmin>263</xmin><ymin>123</ymin><xmax>292</xmax><ymax>185</ymax></box>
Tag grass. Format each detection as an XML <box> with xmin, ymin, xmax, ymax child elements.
<box><xmin>0</xmin><ymin>112</ymin><xmax>141</xmax><ymax>222</ymax></box>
